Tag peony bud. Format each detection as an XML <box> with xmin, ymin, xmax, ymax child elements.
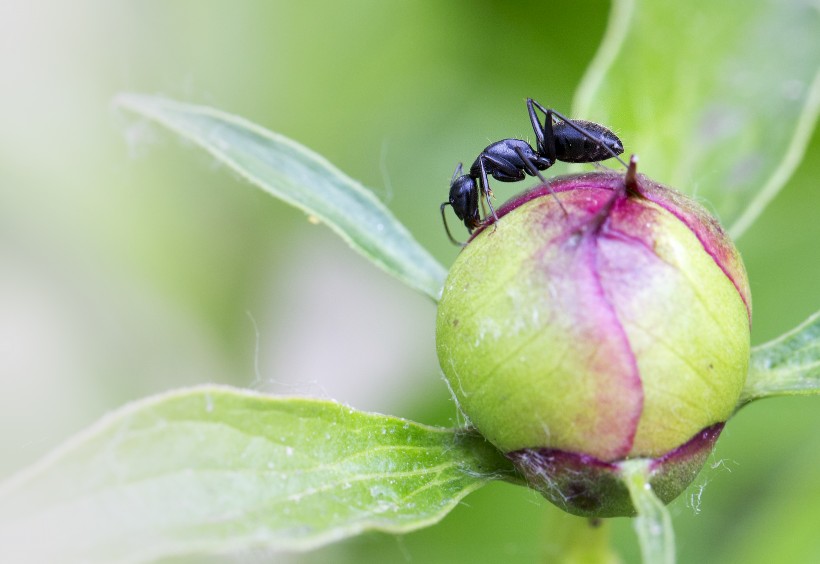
<box><xmin>436</xmin><ymin>169</ymin><xmax>751</xmax><ymax>517</ymax></box>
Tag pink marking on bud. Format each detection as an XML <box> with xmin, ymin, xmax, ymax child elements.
<box><xmin>475</xmin><ymin>172</ymin><xmax>751</xmax><ymax>324</ymax></box>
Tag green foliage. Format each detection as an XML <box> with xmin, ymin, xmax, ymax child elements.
<box><xmin>739</xmin><ymin>311</ymin><xmax>820</xmax><ymax>406</ymax></box>
<box><xmin>2</xmin><ymin>1</ymin><xmax>818</xmax><ymax>563</ymax></box>
<box><xmin>116</xmin><ymin>94</ymin><xmax>447</xmax><ymax>302</ymax></box>
<box><xmin>0</xmin><ymin>387</ymin><xmax>511</xmax><ymax>562</ymax></box>
<box><xmin>543</xmin><ymin>517</ymin><xmax>622</xmax><ymax>564</ymax></box>
<box><xmin>574</xmin><ymin>0</ymin><xmax>820</xmax><ymax>239</ymax></box>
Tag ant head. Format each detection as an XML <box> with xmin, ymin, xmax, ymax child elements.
<box><xmin>448</xmin><ymin>173</ymin><xmax>480</xmax><ymax>229</ymax></box>
<box><xmin>441</xmin><ymin>164</ymin><xmax>480</xmax><ymax>246</ymax></box>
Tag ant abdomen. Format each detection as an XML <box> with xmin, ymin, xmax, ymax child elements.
<box><xmin>552</xmin><ymin>120</ymin><xmax>624</xmax><ymax>163</ymax></box>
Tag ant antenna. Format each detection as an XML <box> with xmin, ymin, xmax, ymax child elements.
<box><xmin>440</xmin><ymin>202</ymin><xmax>466</xmax><ymax>247</ymax></box>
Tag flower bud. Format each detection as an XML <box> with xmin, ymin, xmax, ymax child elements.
<box><xmin>436</xmin><ymin>171</ymin><xmax>751</xmax><ymax>517</ymax></box>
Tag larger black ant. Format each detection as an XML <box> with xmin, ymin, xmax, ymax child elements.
<box><xmin>440</xmin><ymin>98</ymin><xmax>628</xmax><ymax>245</ymax></box>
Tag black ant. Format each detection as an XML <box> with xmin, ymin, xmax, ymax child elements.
<box><xmin>440</xmin><ymin>98</ymin><xmax>628</xmax><ymax>245</ymax></box>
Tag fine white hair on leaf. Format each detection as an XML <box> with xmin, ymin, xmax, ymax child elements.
<box><xmin>246</xmin><ymin>310</ymin><xmax>265</xmax><ymax>389</ymax></box>
<box><xmin>441</xmin><ymin>371</ymin><xmax>471</xmax><ymax>428</ymax></box>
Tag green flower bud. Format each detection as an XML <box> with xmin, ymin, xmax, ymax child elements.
<box><xmin>436</xmin><ymin>170</ymin><xmax>751</xmax><ymax>517</ymax></box>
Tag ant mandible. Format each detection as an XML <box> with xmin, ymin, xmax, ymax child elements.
<box><xmin>440</xmin><ymin>98</ymin><xmax>628</xmax><ymax>246</ymax></box>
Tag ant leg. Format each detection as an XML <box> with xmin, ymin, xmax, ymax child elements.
<box><xmin>530</xmin><ymin>99</ymin><xmax>629</xmax><ymax>170</ymax></box>
<box><xmin>527</xmin><ymin>98</ymin><xmax>556</xmax><ymax>162</ymax></box>
<box><xmin>513</xmin><ymin>146</ymin><xmax>568</xmax><ymax>216</ymax></box>
<box><xmin>477</xmin><ymin>155</ymin><xmax>499</xmax><ymax>224</ymax></box>
<box><xmin>451</xmin><ymin>162</ymin><xmax>464</xmax><ymax>184</ymax></box>
<box><xmin>440</xmin><ymin>202</ymin><xmax>466</xmax><ymax>247</ymax></box>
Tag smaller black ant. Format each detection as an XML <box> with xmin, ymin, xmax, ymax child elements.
<box><xmin>441</xmin><ymin>98</ymin><xmax>628</xmax><ymax>245</ymax></box>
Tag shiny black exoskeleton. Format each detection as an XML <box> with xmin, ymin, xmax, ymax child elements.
<box><xmin>440</xmin><ymin>98</ymin><xmax>627</xmax><ymax>245</ymax></box>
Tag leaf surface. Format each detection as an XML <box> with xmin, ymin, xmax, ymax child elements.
<box><xmin>0</xmin><ymin>386</ymin><xmax>509</xmax><ymax>562</ymax></box>
<box><xmin>574</xmin><ymin>0</ymin><xmax>820</xmax><ymax>238</ymax></box>
<box><xmin>739</xmin><ymin>311</ymin><xmax>820</xmax><ymax>407</ymax></box>
<box><xmin>116</xmin><ymin>94</ymin><xmax>447</xmax><ymax>301</ymax></box>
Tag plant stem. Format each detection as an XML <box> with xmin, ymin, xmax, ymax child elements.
<box><xmin>621</xmin><ymin>459</ymin><xmax>675</xmax><ymax>564</ymax></box>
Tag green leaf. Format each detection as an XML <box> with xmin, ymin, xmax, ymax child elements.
<box><xmin>620</xmin><ymin>460</ymin><xmax>675</xmax><ymax>564</ymax></box>
<box><xmin>574</xmin><ymin>0</ymin><xmax>820</xmax><ymax>238</ymax></box>
<box><xmin>115</xmin><ymin>93</ymin><xmax>447</xmax><ymax>301</ymax></box>
<box><xmin>0</xmin><ymin>386</ymin><xmax>510</xmax><ymax>562</ymax></box>
<box><xmin>738</xmin><ymin>311</ymin><xmax>820</xmax><ymax>407</ymax></box>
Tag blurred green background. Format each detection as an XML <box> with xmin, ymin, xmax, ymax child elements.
<box><xmin>1</xmin><ymin>1</ymin><xmax>818</xmax><ymax>562</ymax></box>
